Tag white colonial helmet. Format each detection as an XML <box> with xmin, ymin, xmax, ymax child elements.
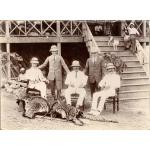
<box><xmin>71</xmin><ymin>60</ymin><xmax>80</xmax><ymax>67</ymax></box>
<box><xmin>49</xmin><ymin>45</ymin><xmax>58</xmax><ymax>52</ymax></box>
<box><xmin>30</xmin><ymin>57</ymin><xmax>39</xmax><ymax>64</ymax></box>
<box><xmin>106</xmin><ymin>63</ymin><xmax>116</xmax><ymax>70</ymax></box>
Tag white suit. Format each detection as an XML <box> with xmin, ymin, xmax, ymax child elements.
<box><xmin>25</xmin><ymin>67</ymin><xmax>47</xmax><ymax>98</ymax></box>
<box><xmin>91</xmin><ymin>72</ymin><xmax>121</xmax><ymax>113</ymax></box>
<box><xmin>64</xmin><ymin>70</ymin><xmax>88</xmax><ymax>106</ymax></box>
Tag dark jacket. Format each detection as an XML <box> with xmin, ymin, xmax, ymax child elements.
<box><xmin>85</xmin><ymin>55</ymin><xmax>104</xmax><ymax>84</ymax></box>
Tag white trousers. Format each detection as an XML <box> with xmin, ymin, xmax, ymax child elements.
<box><xmin>91</xmin><ymin>89</ymin><xmax>115</xmax><ymax>113</ymax></box>
<box><xmin>64</xmin><ymin>87</ymin><xmax>86</xmax><ymax>106</ymax></box>
<box><xmin>28</xmin><ymin>82</ymin><xmax>47</xmax><ymax>98</ymax></box>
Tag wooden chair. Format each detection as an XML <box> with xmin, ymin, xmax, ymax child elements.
<box><xmin>26</xmin><ymin>88</ymin><xmax>41</xmax><ymax>96</ymax></box>
<box><xmin>25</xmin><ymin>80</ymin><xmax>41</xmax><ymax>96</ymax></box>
<box><xmin>104</xmin><ymin>88</ymin><xmax>119</xmax><ymax>113</ymax></box>
<box><xmin>71</xmin><ymin>93</ymin><xmax>85</xmax><ymax>111</ymax></box>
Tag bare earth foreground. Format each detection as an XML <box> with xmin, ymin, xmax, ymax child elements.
<box><xmin>1</xmin><ymin>90</ymin><xmax>150</xmax><ymax>130</ymax></box>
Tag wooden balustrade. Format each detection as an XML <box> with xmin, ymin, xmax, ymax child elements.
<box><xmin>0</xmin><ymin>21</ymin><xmax>82</xmax><ymax>37</ymax></box>
<box><xmin>82</xmin><ymin>22</ymin><xmax>100</xmax><ymax>54</ymax></box>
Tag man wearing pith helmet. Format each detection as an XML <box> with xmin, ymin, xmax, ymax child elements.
<box><xmin>39</xmin><ymin>45</ymin><xmax>69</xmax><ymax>100</ymax></box>
<box><xmin>64</xmin><ymin>60</ymin><xmax>88</xmax><ymax>108</ymax></box>
<box><xmin>127</xmin><ymin>22</ymin><xmax>140</xmax><ymax>54</ymax></box>
<box><xmin>89</xmin><ymin>63</ymin><xmax>121</xmax><ymax>116</ymax></box>
<box><xmin>25</xmin><ymin>57</ymin><xmax>48</xmax><ymax>98</ymax></box>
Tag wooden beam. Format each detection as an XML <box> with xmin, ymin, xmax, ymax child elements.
<box><xmin>0</xmin><ymin>36</ymin><xmax>83</xmax><ymax>43</ymax></box>
<box><xmin>6</xmin><ymin>21</ymin><xmax>11</xmax><ymax>80</ymax></box>
<box><xmin>143</xmin><ymin>21</ymin><xmax>146</xmax><ymax>50</ymax></box>
<box><xmin>57</xmin><ymin>21</ymin><xmax>61</xmax><ymax>55</ymax></box>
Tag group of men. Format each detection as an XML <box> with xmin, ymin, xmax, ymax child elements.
<box><xmin>19</xmin><ymin>45</ymin><xmax>121</xmax><ymax>116</ymax></box>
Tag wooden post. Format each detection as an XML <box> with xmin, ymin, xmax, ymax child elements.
<box><xmin>57</xmin><ymin>21</ymin><xmax>61</xmax><ymax>55</ymax></box>
<box><xmin>6</xmin><ymin>21</ymin><xmax>11</xmax><ymax>80</ymax></box>
<box><xmin>143</xmin><ymin>20</ymin><xmax>146</xmax><ymax>50</ymax></box>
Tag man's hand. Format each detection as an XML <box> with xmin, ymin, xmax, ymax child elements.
<box><xmin>45</xmin><ymin>79</ymin><xmax>49</xmax><ymax>84</ymax></box>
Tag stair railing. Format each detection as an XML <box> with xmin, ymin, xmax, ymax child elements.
<box><xmin>82</xmin><ymin>22</ymin><xmax>101</xmax><ymax>55</ymax></box>
<box><xmin>136</xmin><ymin>40</ymin><xmax>149</xmax><ymax>76</ymax></box>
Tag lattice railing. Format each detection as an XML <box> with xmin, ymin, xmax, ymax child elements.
<box><xmin>124</xmin><ymin>20</ymin><xmax>144</xmax><ymax>35</ymax></box>
<box><xmin>0</xmin><ymin>20</ymin><xmax>83</xmax><ymax>37</ymax></box>
<box><xmin>9</xmin><ymin>20</ymin><xmax>57</xmax><ymax>36</ymax></box>
<box><xmin>60</xmin><ymin>21</ymin><xmax>82</xmax><ymax>36</ymax></box>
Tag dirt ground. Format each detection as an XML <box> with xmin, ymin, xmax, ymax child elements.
<box><xmin>1</xmin><ymin>89</ymin><xmax>150</xmax><ymax>130</ymax></box>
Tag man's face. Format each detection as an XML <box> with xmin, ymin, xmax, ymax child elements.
<box><xmin>51</xmin><ymin>51</ymin><xmax>58</xmax><ymax>55</ymax></box>
<box><xmin>31</xmin><ymin>63</ymin><xmax>38</xmax><ymax>67</ymax></box>
<box><xmin>73</xmin><ymin>66</ymin><xmax>80</xmax><ymax>72</ymax></box>
<box><xmin>107</xmin><ymin>68</ymin><xmax>115</xmax><ymax>74</ymax></box>
<box><xmin>91</xmin><ymin>52</ymin><xmax>97</xmax><ymax>57</ymax></box>
<box><xmin>130</xmin><ymin>25</ymin><xmax>134</xmax><ymax>28</ymax></box>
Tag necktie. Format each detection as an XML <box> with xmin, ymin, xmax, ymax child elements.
<box><xmin>75</xmin><ymin>72</ymin><xmax>77</xmax><ymax>78</ymax></box>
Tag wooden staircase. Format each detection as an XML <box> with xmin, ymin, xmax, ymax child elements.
<box><xmin>94</xmin><ymin>36</ymin><xmax>150</xmax><ymax>101</ymax></box>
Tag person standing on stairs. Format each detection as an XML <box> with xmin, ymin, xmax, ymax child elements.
<box><xmin>127</xmin><ymin>22</ymin><xmax>140</xmax><ymax>54</ymax></box>
<box><xmin>85</xmin><ymin>47</ymin><xmax>104</xmax><ymax>98</ymax></box>
<box><xmin>38</xmin><ymin>45</ymin><xmax>70</xmax><ymax>100</ymax></box>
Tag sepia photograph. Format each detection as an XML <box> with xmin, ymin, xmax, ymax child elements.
<box><xmin>0</xmin><ymin>20</ymin><xmax>150</xmax><ymax>130</ymax></box>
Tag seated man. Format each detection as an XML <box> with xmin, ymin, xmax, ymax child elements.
<box><xmin>64</xmin><ymin>60</ymin><xmax>88</xmax><ymax>108</ymax></box>
<box><xmin>89</xmin><ymin>63</ymin><xmax>121</xmax><ymax>115</ymax></box>
<box><xmin>25</xmin><ymin>57</ymin><xmax>48</xmax><ymax>98</ymax></box>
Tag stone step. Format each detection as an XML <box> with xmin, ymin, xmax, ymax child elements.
<box><xmin>121</xmin><ymin>77</ymin><xmax>149</xmax><ymax>84</ymax></box>
<box><xmin>119</xmin><ymin>90</ymin><xmax>150</xmax><ymax>99</ymax></box>
<box><xmin>120</xmin><ymin>83</ymin><xmax>150</xmax><ymax>91</ymax></box>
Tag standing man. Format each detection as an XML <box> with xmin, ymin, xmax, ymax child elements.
<box><xmin>39</xmin><ymin>45</ymin><xmax>69</xmax><ymax>100</ymax></box>
<box><xmin>84</xmin><ymin>48</ymin><xmax>104</xmax><ymax>97</ymax></box>
<box><xmin>127</xmin><ymin>22</ymin><xmax>140</xmax><ymax>54</ymax></box>
<box><xmin>64</xmin><ymin>60</ymin><xmax>88</xmax><ymax>108</ymax></box>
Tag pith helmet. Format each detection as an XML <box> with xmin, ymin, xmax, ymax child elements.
<box><xmin>50</xmin><ymin>45</ymin><xmax>58</xmax><ymax>52</ymax></box>
<box><xmin>71</xmin><ymin>60</ymin><xmax>80</xmax><ymax>67</ymax></box>
<box><xmin>30</xmin><ymin>57</ymin><xmax>39</xmax><ymax>64</ymax></box>
<box><xmin>106</xmin><ymin>63</ymin><xmax>115</xmax><ymax>70</ymax></box>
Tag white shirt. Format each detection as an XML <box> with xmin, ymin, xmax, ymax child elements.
<box><xmin>128</xmin><ymin>27</ymin><xmax>139</xmax><ymax>35</ymax></box>
<box><xmin>25</xmin><ymin>67</ymin><xmax>46</xmax><ymax>83</ymax></box>
<box><xmin>65</xmin><ymin>70</ymin><xmax>88</xmax><ymax>88</ymax></box>
<box><xmin>99</xmin><ymin>73</ymin><xmax>121</xmax><ymax>90</ymax></box>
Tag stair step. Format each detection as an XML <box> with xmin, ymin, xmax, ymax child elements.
<box><xmin>119</xmin><ymin>90</ymin><xmax>150</xmax><ymax>99</ymax></box>
<box><xmin>122</xmin><ymin>71</ymin><xmax>146</xmax><ymax>78</ymax></box>
<box><xmin>121</xmin><ymin>77</ymin><xmax>149</xmax><ymax>84</ymax></box>
<box><xmin>94</xmin><ymin>36</ymin><xmax>123</xmax><ymax>41</ymax></box>
<box><xmin>125</xmin><ymin>66</ymin><xmax>143</xmax><ymax>72</ymax></box>
<box><xmin>119</xmin><ymin>97</ymin><xmax>150</xmax><ymax>101</ymax></box>
<box><xmin>120</xmin><ymin>83</ymin><xmax>150</xmax><ymax>91</ymax></box>
<box><xmin>96</xmin><ymin>41</ymin><xmax>124</xmax><ymax>47</ymax></box>
<box><xmin>99</xmin><ymin>46</ymin><xmax>125</xmax><ymax>51</ymax></box>
<box><xmin>121</xmin><ymin>56</ymin><xmax>138</xmax><ymax>61</ymax></box>
<box><xmin>125</xmin><ymin>61</ymin><xmax>141</xmax><ymax>66</ymax></box>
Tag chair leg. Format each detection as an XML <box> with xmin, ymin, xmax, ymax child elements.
<box><xmin>104</xmin><ymin>103</ymin><xmax>106</xmax><ymax>110</ymax></box>
<box><xmin>113</xmin><ymin>97</ymin><xmax>115</xmax><ymax>113</ymax></box>
<box><xmin>82</xmin><ymin>99</ymin><xmax>85</xmax><ymax>111</ymax></box>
